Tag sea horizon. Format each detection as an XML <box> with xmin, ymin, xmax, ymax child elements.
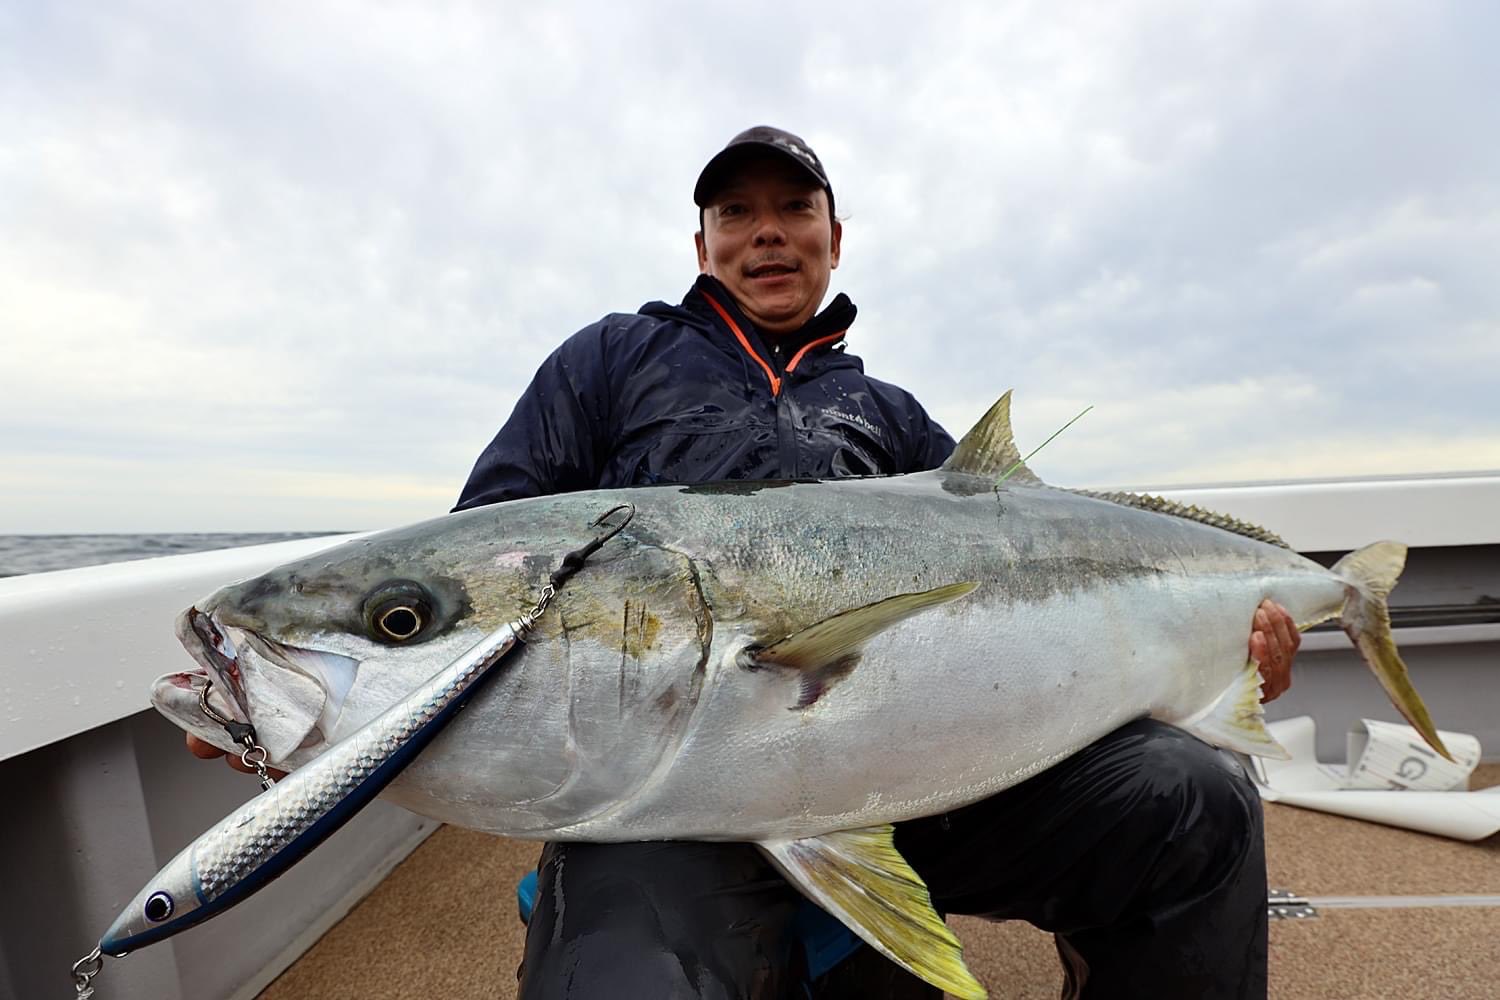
<box><xmin>0</xmin><ymin>532</ymin><xmax>347</xmax><ymax>578</ymax></box>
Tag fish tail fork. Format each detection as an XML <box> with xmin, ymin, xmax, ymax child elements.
<box><xmin>1334</xmin><ymin>541</ymin><xmax>1453</xmax><ymax>762</ymax></box>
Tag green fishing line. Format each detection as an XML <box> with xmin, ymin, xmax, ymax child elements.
<box><xmin>997</xmin><ymin>405</ymin><xmax>1094</xmax><ymax>484</ymax></box>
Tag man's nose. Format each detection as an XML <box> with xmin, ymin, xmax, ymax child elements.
<box><xmin>751</xmin><ymin>216</ymin><xmax>787</xmax><ymax>246</ymax></box>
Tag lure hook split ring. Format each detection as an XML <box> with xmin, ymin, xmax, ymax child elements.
<box><xmin>71</xmin><ymin>945</ymin><xmax>102</xmax><ymax>996</ymax></box>
<box><xmin>239</xmin><ymin>744</ymin><xmax>270</xmax><ymax>768</ymax></box>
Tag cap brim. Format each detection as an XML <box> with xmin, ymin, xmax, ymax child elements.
<box><xmin>693</xmin><ymin>143</ymin><xmax>828</xmax><ymax>207</ymax></box>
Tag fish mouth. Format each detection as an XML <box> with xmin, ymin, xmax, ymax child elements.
<box><xmin>174</xmin><ymin>606</ymin><xmax>252</xmax><ymax>724</ymax></box>
<box><xmin>163</xmin><ymin>606</ymin><xmax>361</xmax><ymax>761</ymax></box>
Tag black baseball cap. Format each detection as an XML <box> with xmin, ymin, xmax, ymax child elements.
<box><xmin>693</xmin><ymin>126</ymin><xmax>834</xmax><ymax>215</ymax></box>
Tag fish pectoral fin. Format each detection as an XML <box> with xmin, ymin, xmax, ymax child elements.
<box><xmin>939</xmin><ymin>390</ymin><xmax>1043</xmax><ymax>484</ymax></box>
<box><xmin>1182</xmin><ymin>658</ymin><xmax>1292</xmax><ymax>759</ymax></box>
<box><xmin>758</xmin><ymin>827</ymin><xmax>985</xmax><ymax>1000</ymax></box>
<box><xmin>751</xmin><ymin>583</ymin><xmax>979</xmax><ymax>708</ymax></box>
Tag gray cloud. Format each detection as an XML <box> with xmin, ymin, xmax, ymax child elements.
<box><xmin>3</xmin><ymin>1</ymin><xmax>1497</xmax><ymax>531</ymax></box>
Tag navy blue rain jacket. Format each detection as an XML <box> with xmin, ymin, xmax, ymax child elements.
<box><xmin>454</xmin><ymin>275</ymin><xmax>955</xmax><ymax>509</ymax></box>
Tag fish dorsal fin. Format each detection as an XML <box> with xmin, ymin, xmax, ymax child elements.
<box><xmin>1182</xmin><ymin>658</ymin><xmax>1291</xmax><ymax>759</ymax></box>
<box><xmin>759</xmin><ymin>827</ymin><xmax>986</xmax><ymax>999</ymax></box>
<box><xmin>750</xmin><ymin>583</ymin><xmax>979</xmax><ymax>708</ymax></box>
<box><xmin>940</xmin><ymin>391</ymin><xmax>1042</xmax><ymax>484</ymax></box>
<box><xmin>1074</xmin><ymin>490</ymin><xmax>1291</xmax><ymax>549</ymax></box>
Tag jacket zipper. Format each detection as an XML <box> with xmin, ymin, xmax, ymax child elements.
<box><xmin>701</xmin><ymin>291</ymin><xmax>782</xmax><ymax>396</ymax></box>
<box><xmin>700</xmin><ymin>290</ymin><xmax>847</xmax><ymax>477</ymax></box>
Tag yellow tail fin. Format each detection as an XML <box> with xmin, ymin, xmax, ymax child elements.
<box><xmin>1333</xmin><ymin>541</ymin><xmax>1453</xmax><ymax>761</ymax></box>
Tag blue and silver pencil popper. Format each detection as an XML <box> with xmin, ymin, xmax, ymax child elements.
<box><xmin>70</xmin><ymin>505</ymin><xmax>633</xmax><ymax>998</ymax></box>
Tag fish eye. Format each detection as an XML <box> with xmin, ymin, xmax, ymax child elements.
<box><xmin>144</xmin><ymin>891</ymin><xmax>174</xmax><ymax>922</ymax></box>
<box><xmin>362</xmin><ymin>582</ymin><xmax>435</xmax><ymax>644</ymax></box>
<box><xmin>377</xmin><ymin>604</ymin><xmax>424</xmax><ymax>640</ymax></box>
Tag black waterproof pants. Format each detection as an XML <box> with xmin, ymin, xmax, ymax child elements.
<box><xmin>516</xmin><ymin>719</ymin><xmax>1268</xmax><ymax>999</ymax></box>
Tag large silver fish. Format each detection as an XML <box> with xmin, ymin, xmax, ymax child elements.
<box><xmin>153</xmin><ymin>393</ymin><xmax>1449</xmax><ymax>998</ymax></box>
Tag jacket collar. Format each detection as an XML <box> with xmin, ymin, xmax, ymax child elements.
<box><xmin>683</xmin><ymin>274</ymin><xmax>856</xmax><ymax>358</ymax></box>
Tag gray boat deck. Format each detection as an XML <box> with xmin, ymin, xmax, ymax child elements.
<box><xmin>258</xmin><ymin>765</ymin><xmax>1500</xmax><ymax>1000</ymax></box>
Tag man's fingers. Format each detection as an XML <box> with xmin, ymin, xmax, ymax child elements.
<box><xmin>186</xmin><ymin>733</ymin><xmax>227</xmax><ymax>759</ymax></box>
<box><xmin>1253</xmin><ymin>606</ymin><xmax>1279</xmax><ymax>661</ymax></box>
<box><xmin>1267</xmin><ymin>600</ymin><xmax>1299</xmax><ymax>659</ymax></box>
<box><xmin>185</xmin><ymin>733</ymin><xmax>285</xmax><ymax>779</ymax></box>
<box><xmin>226</xmin><ymin>754</ymin><xmax>258</xmax><ymax>774</ymax></box>
<box><xmin>1252</xmin><ymin>632</ymin><xmax>1281</xmax><ymax>703</ymax></box>
<box><xmin>1272</xmin><ymin>602</ymin><xmax>1296</xmax><ymax>656</ymax></box>
<box><xmin>1251</xmin><ymin>599</ymin><xmax>1302</xmax><ymax>703</ymax></box>
<box><xmin>1252</xmin><ymin>602</ymin><xmax>1293</xmax><ymax>703</ymax></box>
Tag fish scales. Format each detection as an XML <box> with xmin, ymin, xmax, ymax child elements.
<box><xmin>514</xmin><ymin>474</ymin><xmax>1337</xmax><ymax>840</ymax></box>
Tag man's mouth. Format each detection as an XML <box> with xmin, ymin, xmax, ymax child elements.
<box><xmin>746</xmin><ymin>260</ymin><xmax>799</xmax><ymax>280</ymax></box>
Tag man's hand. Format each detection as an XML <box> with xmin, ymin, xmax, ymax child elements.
<box><xmin>1250</xmin><ymin>599</ymin><xmax>1300</xmax><ymax>703</ymax></box>
<box><xmin>185</xmin><ymin>732</ymin><xmax>287</xmax><ymax>780</ymax></box>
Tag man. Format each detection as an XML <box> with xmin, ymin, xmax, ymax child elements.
<box><xmin>453</xmin><ymin>126</ymin><xmax>1302</xmax><ymax>998</ymax></box>
<box><xmin>191</xmin><ymin>127</ymin><xmax>1301</xmax><ymax>998</ymax></box>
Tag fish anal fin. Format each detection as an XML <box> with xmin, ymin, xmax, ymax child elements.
<box><xmin>1183</xmin><ymin>659</ymin><xmax>1292</xmax><ymax>759</ymax></box>
<box><xmin>759</xmin><ymin>827</ymin><xmax>986</xmax><ymax>999</ymax></box>
<box><xmin>750</xmin><ymin>583</ymin><xmax>979</xmax><ymax>708</ymax></box>
<box><xmin>939</xmin><ymin>391</ymin><xmax>1042</xmax><ymax>484</ymax></box>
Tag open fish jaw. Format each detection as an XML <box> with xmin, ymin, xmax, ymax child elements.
<box><xmin>162</xmin><ymin>606</ymin><xmax>362</xmax><ymax>762</ymax></box>
<box><xmin>173</xmin><ymin>606</ymin><xmax>250</xmax><ymax>723</ymax></box>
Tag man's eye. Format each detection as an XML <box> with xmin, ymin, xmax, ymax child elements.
<box><xmin>719</xmin><ymin>204</ymin><xmax>746</xmax><ymax>217</ymax></box>
<box><xmin>787</xmin><ymin>199</ymin><xmax>812</xmax><ymax>211</ymax></box>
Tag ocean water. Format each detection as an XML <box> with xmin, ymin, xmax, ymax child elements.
<box><xmin>0</xmin><ymin>533</ymin><xmax>342</xmax><ymax>578</ymax></box>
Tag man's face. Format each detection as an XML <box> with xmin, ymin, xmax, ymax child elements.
<box><xmin>695</xmin><ymin>154</ymin><xmax>842</xmax><ymax>335</ymax></box>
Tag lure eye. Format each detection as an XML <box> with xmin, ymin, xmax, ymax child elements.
<box><xmin>362</xmin><ymin>581</ymin><xmax>435</xmax><ymax>644</ymax></box>
<box><xmin>144</xmin><ymin>892</ymin><xmax>174</xmax><ymax>923</ymax></box>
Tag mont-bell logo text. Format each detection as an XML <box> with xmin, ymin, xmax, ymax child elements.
<box><xmin>825</xmin><ymin>408</ymin><xmax>882</xmax><ymax>439</ymax></box>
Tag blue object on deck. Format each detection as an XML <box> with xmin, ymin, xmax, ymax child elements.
<box><xmin>515</xmin><ymin>869</ymin><xmax>863</xmax><ymax>981</ymax></box>
<box><xmin>789</xmin><ymin>895</ymin><xmax>865</xmax><ymax>980</ymax></box>
<box><xmin>517</xmin><ymin>869</ymin><xmax>538</xmax><ymax>924</ymax></box>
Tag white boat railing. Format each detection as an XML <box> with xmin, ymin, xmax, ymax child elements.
<box><xmin>0</xmin><ymin>534</ymin><xmax>361</xmax><ymax>764</ymax></box>
<box><xmin>3</xmin><ymin>471</ymin><xmax>1498</xmax><ymax>765</ymax></box>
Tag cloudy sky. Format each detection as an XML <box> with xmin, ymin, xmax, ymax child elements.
<box><xmin>4</xmin><ymin>1</ymin><xmax>1497</xmax><ymax>532</ymax></box>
